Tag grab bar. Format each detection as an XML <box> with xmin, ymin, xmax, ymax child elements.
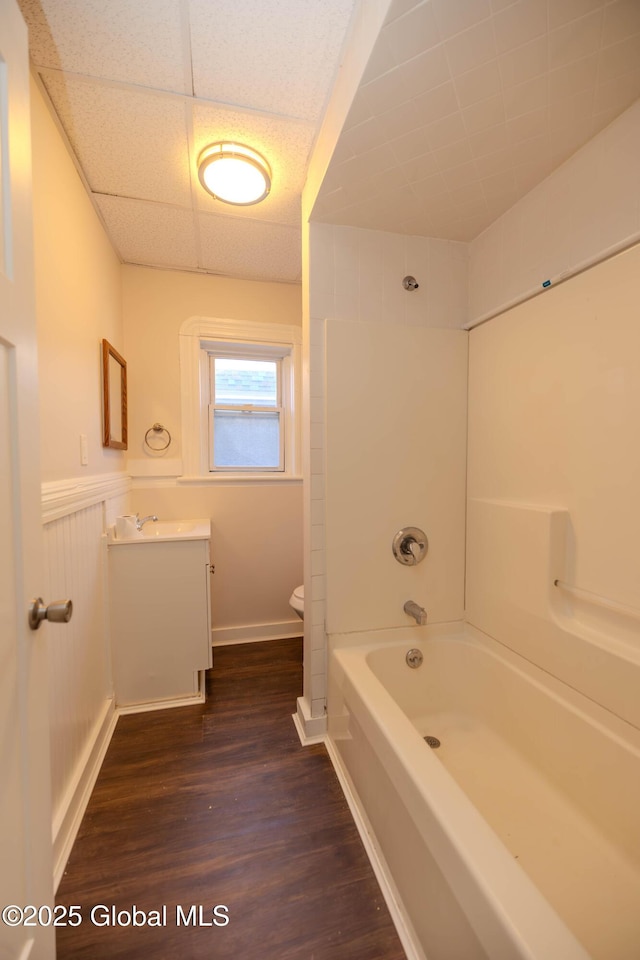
<box><xmin>553</xmin><ymin>579</ymin><xmax>640</xmax><ymax>623</ymax></box>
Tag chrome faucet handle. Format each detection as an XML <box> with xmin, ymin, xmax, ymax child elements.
<box><xmin>392</xmin><ymin>527</ymin><xmax>428</xmax><ymax>565</ymax></box>
<box><xmin>406</xmin><ymin>538</ymin><xmax>425</xmax><ymax>561</ymax></box>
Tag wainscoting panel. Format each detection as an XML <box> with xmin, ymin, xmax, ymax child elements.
<box><xmin>42</xmin><ymin>473</ymin><xmax>129</xmax><ymax>886</ymax></box>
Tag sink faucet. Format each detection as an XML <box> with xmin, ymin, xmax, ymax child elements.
<box><xmin>404</xmin><ymin>600</ymin><xmax>427</xmax><ymax>625</ymax></box>
<box><xmin>135</xmin><ymin>513</ymin><xmax>158</xmax><ymax>530</ymax></box>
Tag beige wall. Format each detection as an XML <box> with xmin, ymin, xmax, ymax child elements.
<box><xmin>468</xmin><ymin>241</ymin><xmax>640</xmax><ymax>635</ymax></box>
<box><xmin>31</xmin><ymin>79</ymin><xmax>124</xmax><ymax>483</ymax></box>
<box><xmin>122</xmin><ymin>265</ymin><xmax>303</xmax><ymax>637</ymax></box>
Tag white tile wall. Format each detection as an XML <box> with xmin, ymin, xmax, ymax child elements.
<box><xmin>468</xmin><ymin>99</ymin><xmax>640</xmax><ymax>324</ymax></box>
<box><xmin>305</xmin><ymin>222</ymin><xmax>468</xmax><ymax>715</ymax></box>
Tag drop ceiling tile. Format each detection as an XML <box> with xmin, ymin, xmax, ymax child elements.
<box><xmin>493</xmin><ymin>0</ymin><xmax>548</xmax><ymax>55</ymax></box>
<box><xmin>463</xmin><ymin>94</ymin><xmax>506</xmax><ymax>134</ymax></box>
<box><xmin>443</xmin><ymin>160</ymin><xmax>480</xmax><ymax>191</ymax></box>
<box><xmin>343</xmin><ymin>90</ymin><xmax>374</xmax><ymax>132</ymax></box>
<box><xmin>340</xmin><ymin>118</ymin><xmax>386</xmax><ymax>158</ymax></box>
<box><xmin>506</xmin><ymin>106</ymin><xmax>548</xmax><ymax>144</ymax></box>
<box><xmin>599</xmin><ymin>36</ymin><xmax>640</xmax><ymax>84</ymax></box>
<box><xmin>468</xmin><ymin>123</ymin><xmax>510</xmax><ymax>158</ymax></box>
<box><xmin>432</xmin><ymin>0</ymin><xmax>491</xmax><ymax>42</ymax></box>
<box><xmin>380</xmin><ymin>99</ymin><xmax>435</xmax><ymax>144</ymax></box>
<box><xmin>549</xmin><ymin>87</ymin><xmax>593</xmax><ymax>128</ymax></box>
<box><xmin>389</xmin><ymin>124</ymin><xmax>436</xmax><ymax>162</ymax></box>
<box><xmin>503</xmin><ymin>75</ymin><xmax>548</xmax><ymax>120</ymax></box>
<box><xmin>602</xmin><ymin>0</ymin><xmax>640</xmax><ymax>47</ymax></box>
<box><xmin>42</xmin><ymin>73</ymin><xmax>191</xmax><ymax>205</ymax></box>
<box><xmin>481</xmin><ymin>168</ymin><xmax>517</xmax><ymax>198</ymax></box>
<box><xmin>549</xmin><ymin>55</ymin><xmax>599</xmax><ymax>100</ymax></box>
<box><xmin>449</xmin><ymin>180</ymin><xmax>486</xmax><ymax>206</ymax></box>
<box><xmin>455</xmin><ymin>60</ymin><xmax>502</xmax><ymax>108</ymax></box>
<box><xmin>410</xmin><ymin>172</ymin><xmax>448</xmax><ymax>202</ymax></box>
<box><xmin>361</xmin><ymin>34</ymin><xmax>398</xmax><ymax>84</ymax></box>
<box><xmin>198</xmin><ymin>213</ymin><xmax>301</xmax><ymax>282</ymax></box>
<box><xmin>548</xmin><ymin>0</ymin><xmax>605</xmax><ymax>31</ymax></box>
<box><xmin>94</xmin><ymin>195</ymin><xmax>197</xmax><ymax>269</ymax></box>
<box><xmin>498</xmin><ymin>36</ymin><xmax>548</xmax><ymax>87</ymax></box>
<box><xmin>332</xmin><ymin>144</ymin><xmax>398</xmax><ymax>188</ymax></box>
<box><xmin>491</xmin><ymin>0</ymin><xmax>519</xmax><ymax>11</ymax></box>
<box><xmin>190</xmin><ymin>0</ymin><xmax>356</xmax><ymax>122</ymax></box>
<box><xmin>400</xmin><ymin>150</ymin><xmax>440</xmax><ymax>182</ymax></box>
<box><xmin>432</xmin><ymin>137</ymin><xmax>473</xmax><ymax>171</ymax></box>
<box><xmin>362</xmin><ymin>68</ymin><xmax>414</xmax><ymax>116</ymax></box>
<box><xmin>399</xmin><ymin>44</ymin><xmax>452</xmax><ymax>98</ymax></box>
<box><xmin>424</xmin><ymin>111</ymin><xmax>467</xmax><ymax>150</ymax></box>
<box><xmin>384</xmin><ymin>3</ymin><xmax>442</xmax><ymax>65</ymax></box>
<box><xmin>592</xmin><ymin>71</ymin><xmax>640</xmax><ymax>116</ymax></box>
<box><xmin>474</xmin><ymin>144</ymin><xmax>515</xmax><ymax>177</ymax></box>
<box><xmin>19</xmin><ymin>0</ymin><xmax>189</xmax><ymax>93</ymax></box>
<box><xmin>192</xmin><ymin>102</ymin><xmax>316</xmax><ymax>202</ymax></box>
<box><xmin>548</xmin><ymin>10</ymin><xmax>603</xmax><ymax>70</ymax></box>
<box><xmin>412</xmin><ymin>82</ymin><xmax>460</xmax><ymax>126</ymax></box>
<box><xmin>196</xmin><ymin>186</ymin><xmax>301</xmax><ymax>226</ymax></box>
<box><xmin>444</xmin><ymin>18</ymin><xmax>497</xmax><ymax>75</ymax></box>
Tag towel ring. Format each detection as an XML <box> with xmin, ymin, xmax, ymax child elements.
<box><xmin>144</xmin><ymin>422</ymin><xmax>171</xmax><ymax>451</ymax></box>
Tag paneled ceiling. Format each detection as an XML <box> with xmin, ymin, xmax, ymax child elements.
<box><xmin>20</xmin><ymin>0</ymin><xmax>640</xmax><ymax>279</ymax></box>
<box><xmin>314</xmin><ymin>0</ymin><xmax>640</xmax><ymax>240</ymax></box>
<box><xmin>19</xmin><ymin>0</ymin><xmax>357</xmax><ymax>283</ymax></box>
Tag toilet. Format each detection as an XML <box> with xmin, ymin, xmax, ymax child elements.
<box><xmin>289</xmin><ymin>584</ymin><xmax>304</xmax><ymax>619</ymax></box>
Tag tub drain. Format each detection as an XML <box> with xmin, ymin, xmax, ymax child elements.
<box><xmin>424</xmin><ymin>735</ymin><xmax>441</xmax><ymax>749</ymax></box>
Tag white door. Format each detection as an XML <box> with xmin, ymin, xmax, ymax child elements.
<box><xmin>0</xmin><ymin>1</ymin><xmax>56</xmax><ymax>958</ymax></box>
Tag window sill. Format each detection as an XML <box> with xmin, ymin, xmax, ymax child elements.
<box><xmin>177</xmin><ymin>474</ymin><xmax>303</xmax><ymax>485</ymax></box>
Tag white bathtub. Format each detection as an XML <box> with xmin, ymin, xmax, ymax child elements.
<box><xmin>327</xmin><ymin>622</ymin><xmax>640</xmax><ymax>960</ymax></box>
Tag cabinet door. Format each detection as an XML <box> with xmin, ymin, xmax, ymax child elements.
<box><xmin>109</xmin><ymin>538</ymin><xmax>211</xmax><ymax>706</ymax></box>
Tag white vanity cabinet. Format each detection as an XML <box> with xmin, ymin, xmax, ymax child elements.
<box><xmin>107</xmin><ymin>521</ymin><xmax>212</xmax><ymax>709</ymax></box>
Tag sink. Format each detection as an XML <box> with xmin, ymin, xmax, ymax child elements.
<box><xmin>111</xmin><ymin>519</ymin><xmax>211</xmax><ymax>543</ymax></box>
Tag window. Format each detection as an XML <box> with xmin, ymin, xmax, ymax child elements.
<box><xmin>180</xmin><ymin>317</ymin><xmax>301</xmax><ymax>480</ymax></box>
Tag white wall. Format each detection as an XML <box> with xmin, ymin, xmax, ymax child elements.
<box><xmin>325</xmin><ymin>320</ymin><xmax>467</xmax><ymax>634</ymax></box>
<box><xmin>31</xmin><ymin>77</ymin><xmax>125</xmax><ymax>885</ymax></box>
<box><xmin>468</xmin><ymin>241</ymin><xmax>640</xmax><ymax>619</ymax></box>
<box><xmin>469</xmin><ymin>100</ymin><xmax>640</xmax><ymax>326</ymax></box>
<box><xmin>122</xmin><ymin>265</ymin><xmax>303</xmax><ymax>641</ymax></box>
<box><xmin>302</xmin><ymin>222</ymin><xmax>468</xmax><ymax>724</ymax></box>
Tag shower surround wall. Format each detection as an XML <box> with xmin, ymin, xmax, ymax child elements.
<box><xmin>300</xmin><ymin>223</ymin><xmax>468</xmax><ymax>730</ymax></box>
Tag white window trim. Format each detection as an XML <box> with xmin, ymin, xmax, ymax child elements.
<box><xmin>179</xmin><ymin>316</ymin><xmax>302</xmax><ymax>482</ymax></box>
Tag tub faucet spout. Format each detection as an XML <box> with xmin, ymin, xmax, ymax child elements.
<box><xmin>404</xmin><ymin>600</ymin><xmax>427</xmax><ymax>625</ymax></box>
<box><xmin>136</xmin><ymin>513</ymin><xmax>158</xmax><ymax>530</ymax></box>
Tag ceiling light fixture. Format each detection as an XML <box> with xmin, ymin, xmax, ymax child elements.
<box><xmin>197</xmin><ymin>142</ymin><xmax>271</xmax><ymax>205</ymax></box>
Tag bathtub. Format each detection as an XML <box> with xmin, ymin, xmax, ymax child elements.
<box><xmin>327</xmin><ymin>622</ymin><xmax>640</xmax><ymax>960</ymax></box>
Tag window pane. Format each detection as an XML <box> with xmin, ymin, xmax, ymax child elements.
<box><xmin>214</xmin><ymin>358</ymin><xmax>277</xmax><ymax>407</ymax></box>
<box><xmin>213</xmin><ymin>410</ymin><xmax>280</xmax><ymax>469</ymax></box>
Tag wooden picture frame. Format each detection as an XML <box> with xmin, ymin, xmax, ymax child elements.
<box><xmin>102</xmin><ymin>339</ymin><xmax>128</xmax><ymax>449</ymax></box>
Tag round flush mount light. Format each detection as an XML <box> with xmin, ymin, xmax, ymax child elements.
<box><xmin>197</xmin><ymin>142</ymin><xmax>272</xmax><ymax>205</ymax></box>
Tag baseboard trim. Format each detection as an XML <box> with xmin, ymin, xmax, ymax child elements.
<box><xmin>52</xmin><ymin>699</ymin><xmax>118</xmax><ymax>891</ymax></box>
<box><xmin>292</xmin><ymin>711</ymin><xmax>326</xmax><ymax>745</ymax></box>
<box><xmin>212</xmin><ymin>620</ymin><xmax>303</xmax><ymax>646</ymax></box>
<box><xmin>324</xmin><ymin>736</ymin><xmax>426</xmax><ymax>960</ymax></box>
<box><xmin>294</xmin><ymin>695</ymin><xmax>327</xmax><ymax>741</ymax></box>
<box><xmin>117</xmin><ymin>692</ymin><xmax>205</xmax><ymax>715</ymax></box>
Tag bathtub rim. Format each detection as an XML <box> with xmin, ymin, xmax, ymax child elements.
<box><xmin>328</xmin><ymin>622</ymin><xmax>594</xmax><ymax>960</ymax></box>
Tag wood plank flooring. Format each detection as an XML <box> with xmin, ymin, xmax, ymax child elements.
<box><xmin>55</xmin><ymin>638</ymin><xmax>407</xmax><ymax>960</ymax></box>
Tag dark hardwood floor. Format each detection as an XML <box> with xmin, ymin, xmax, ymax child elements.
<box><xmin>55</xmin><ymin>638</ymin><xmax>407</xmax><ymax>960</ymax></box>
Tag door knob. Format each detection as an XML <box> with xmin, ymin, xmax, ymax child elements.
<box><xmin>28</xmin><ymin>597</ymin><xmax>73</xmax><ymax>631</ymax></box>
